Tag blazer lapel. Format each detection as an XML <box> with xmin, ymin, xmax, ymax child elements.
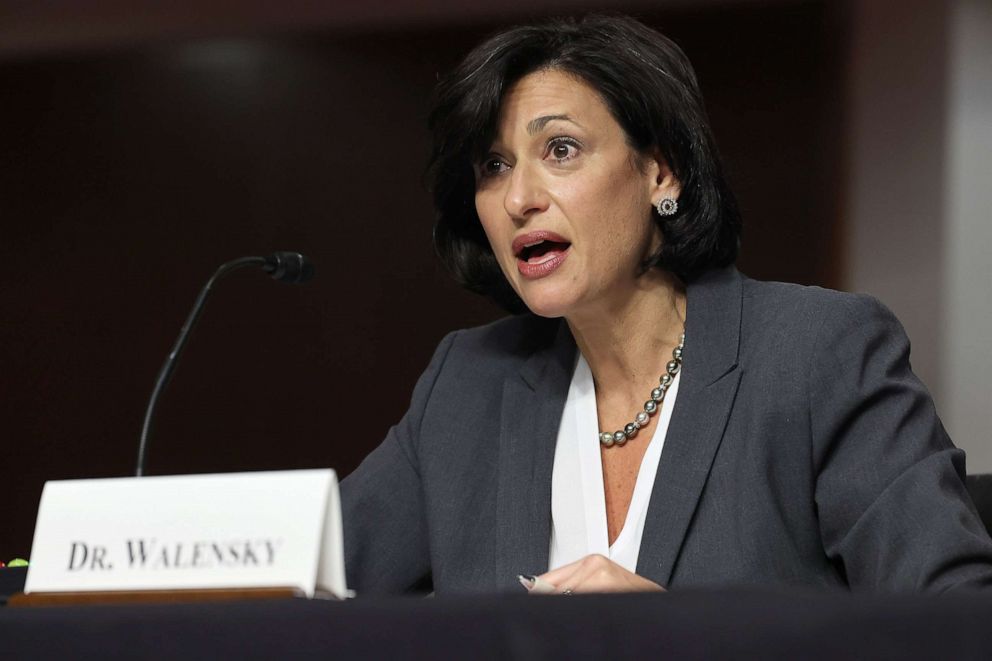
<box><xmin>494</xmin><ymin>320</ymin><xmax>575</xmax><ymax>589</ymax></box>
<box><xmin>637</xmin><ymin>267</ymin><xmax>744</xmax><ymax>587</ymax></box>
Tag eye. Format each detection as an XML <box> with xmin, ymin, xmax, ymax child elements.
<box><xmin>478</xmin><ymin>156</ymin><xmax>510</xmax><ymax>178</ymax></box>
<box><xmin>546</xmin><ymin>137</ymin><xmax>580</xmax><ymax>163</ymax></box>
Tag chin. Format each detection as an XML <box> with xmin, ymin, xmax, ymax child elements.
<box><xmin>522</xmin><ymin>304</ymin><xmax>566</xmax><ymax>320</ymax></box>
<box><xmin>515</xmin><ymin>283</ymin><xmax>581</xmax><ymax>320</ymax></box>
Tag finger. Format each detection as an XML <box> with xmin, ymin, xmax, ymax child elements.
<box><xmin>517</xmin><ymin>575</ymin><xmax>557</xmax><ymax>594</ymax></box>
<box><xmin>578</xmin><ymin>571</ymin><xmax>664</xmax><ymax>593</ymax></box>
<box><xmin>555</xmin><ymin>554</ymin><xmax>615</xmax><ymax>593</ymax></box>
<box><xmin>538</xmin><ymin>555</ymin><xmax>596</xmax><ymax>586</ymax></box>
<box><xmin>566</xmin><ymin>557</ymin><xmax>666</xmax><ymax>593</ymax></box>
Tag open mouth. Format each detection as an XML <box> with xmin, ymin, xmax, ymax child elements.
<box><xmin>516</xmin><ymin>239</ymin><xmax>571</xmax><ymax>264</ymax></box>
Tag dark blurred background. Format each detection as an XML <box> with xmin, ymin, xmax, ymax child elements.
<box><xmin>3</xmin><ymin>0</ymin><xmax>988</xmax><ymax>557</ymax></box>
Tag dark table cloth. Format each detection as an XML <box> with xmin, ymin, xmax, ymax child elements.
<box><xmin>3</xmin><ymin>589</ymin><xmax>992</xmax><ymax>659</ymax></box>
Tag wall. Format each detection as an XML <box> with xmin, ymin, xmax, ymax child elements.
<box><xmin>944</xmin><ymin>0</ymin><xmax>992</xmax><ymax>472</ymax></box>
<box><xmin>844</xmin><ymin>0</ymin><xmax>992</xmax><ymax>471</ymax></box>
<box><xmin>0</xmin><ymin>3</ymin><xmax>843</xmax><ymax>555</ymax></box>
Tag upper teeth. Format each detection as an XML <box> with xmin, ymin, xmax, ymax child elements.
<box><xmin>524</xmin><ymin>240</ymin><xmax>544</xmax><ymax>247</ymax></box>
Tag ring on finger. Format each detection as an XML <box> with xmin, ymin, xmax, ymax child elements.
<box><xmin>561</xmin><ymin>588</ymin><xmax>574</xmax><ymax>596</ymax></box>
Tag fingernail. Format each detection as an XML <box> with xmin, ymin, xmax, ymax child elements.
<box><xmin>523</xmin><ymin>576</ymin><xmax>557</xmax><ymax>594</ymax></box>
<box><xmin>518</xmin><ymin>574</ymin><xmax>537</xmax><ymax>591</ymax></box>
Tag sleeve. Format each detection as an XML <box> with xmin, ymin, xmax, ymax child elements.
<box><xmin>339</xmin><ymin>331</ymin><xmax>458</xmax><ymax>595</ymax></box>
<box><xmin>809</xmin><ymin>294</ymin><xmax>992</xmax><ymax>591</ymax></box>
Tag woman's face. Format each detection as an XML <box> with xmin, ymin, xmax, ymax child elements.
<box><xmin>474</xmin><ymin>68</ymin><xmax>678</xmax><ymax>320</ymax></box>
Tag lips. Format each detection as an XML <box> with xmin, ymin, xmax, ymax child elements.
<box><xmin>512</xmin><ymin>230</ymin><xmax>571</xmax><ymax>279</ymax></box>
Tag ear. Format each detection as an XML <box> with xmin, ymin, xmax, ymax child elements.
<box><xmin>646</xmin><ymin>149</ymin><xmax>681</xmax><ymax>206</ymax></box>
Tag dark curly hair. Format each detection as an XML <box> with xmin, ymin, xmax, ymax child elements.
<box><xmin>428</xmin><ymin>14</ymin><xmax>742</xmax><ymax>313</ymax></box>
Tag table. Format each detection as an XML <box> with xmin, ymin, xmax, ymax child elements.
<box><xmin>3</xmin><ymin>588</ymin><xmax>992</xmax><ymax>659</ymax></box>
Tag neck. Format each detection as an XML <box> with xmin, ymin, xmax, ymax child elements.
<box><xmin>566</xmin><ymin>270</ymin><xmax>686</xmax><ymax>401</ymax></box>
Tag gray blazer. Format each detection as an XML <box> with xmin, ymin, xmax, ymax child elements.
<box><xmin>342</xmin><ymin>267</ymin><xmax>992</xmax><ymax>594</ymax></box>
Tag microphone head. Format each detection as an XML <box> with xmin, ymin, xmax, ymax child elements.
<box><xmin>263</xmin><ymin>251</ymin><xmax>315</xmax><ymax>284</ymax></box>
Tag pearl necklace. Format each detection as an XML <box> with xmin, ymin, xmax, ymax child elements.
<box><xmin>598</xmin><ymin>332</ymin><xmax>684</xmax><ymax>447</ymax></box>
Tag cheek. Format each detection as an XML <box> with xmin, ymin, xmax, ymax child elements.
<box><xmin>566</xmin><ymin>161</ymin><xmax>644</xmax><ymax>216</ymax></box>
<box><xmin>603</xmin><ymin>169</ymin><xmax>653</xmax><ymax>231</ymax></box>
<box><xmin>573</xmin><ymin>176</ymin><xmax>645</xmax><ymax>239</ymax></box>
<box><xmin>590</xmin><ymin>191</ymin><xmax>656</xmax><ymax>267</ymax></box>
<box><xmin>475</xmin><ymin>195</ymin><xmax>510</xmax><ymax>258</ymax></box>
<box><xmin>474</xmin><ymin>193</ymin><xmax>496</xmax><ymax>234</ymax></box>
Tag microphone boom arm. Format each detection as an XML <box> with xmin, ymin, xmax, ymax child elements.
<box><xmin>135</xmin><ymin>256</ymin><xmax>266</xmax><ymax>477</ymax></box>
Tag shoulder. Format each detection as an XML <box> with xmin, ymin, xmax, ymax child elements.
<box><xmin>739</xmin><ymin>274</ymin><xmax>904</xmax><ymax>343</ymax></box>
<box><xmin>429</xmin><ymin>313</ymin><xmax>562</xmax><ymax>380</ymax></box>
<box><xmin>731</xmin><ymin>273</ymin><xmax>914</xmax><ymax>403</ymax></box>
<box><xmin>445</xmin><ymin>313</ymin><xmax>561</xmax><ymax>360</ymax></box>
<box><xmin>742</xmin><ymin>274</ymin><xmax>891</xmax><ymax>319</ymax></box>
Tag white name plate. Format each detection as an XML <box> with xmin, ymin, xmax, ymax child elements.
<box><xmin>25</xmin><ymin>469</ymin><xmax>347</xmax><ymax>598</ymax></box>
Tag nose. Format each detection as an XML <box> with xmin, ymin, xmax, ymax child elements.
<box><xmin>503</xmin><ymin>161</ymin><xmax>548</xmax><ymax>223</ymax></box>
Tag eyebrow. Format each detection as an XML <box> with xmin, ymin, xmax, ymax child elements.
<box><xmin>526</xmin><ymin>114</ymin><xmax>578</xmax><ymax>135</ymax></box>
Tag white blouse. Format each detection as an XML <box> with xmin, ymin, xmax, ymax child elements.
<box><xmin>549</xmin><ymin>353</ymin><xmax>681</xmax><ymax>573</ymax></box>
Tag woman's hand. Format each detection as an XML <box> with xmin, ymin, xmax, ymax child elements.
<box><xmin>537</xmin><ymin>554</ymin><xmax>666</xmax><ymax>594</ymax></box>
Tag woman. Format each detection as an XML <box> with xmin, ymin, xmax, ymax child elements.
<box><xmin>341</xmin><ymin>14</ymin><xmax>992</xmax><ymax>594</ymax></box>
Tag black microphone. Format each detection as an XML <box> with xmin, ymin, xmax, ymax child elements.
<box><xmin>263</xmin><ymin>251</ymin><xmax>315</xmax><ymax>284</ymax></box>
<box><xmin>135</xmin><ymin>252</ymin><xmax>315</xmax><ymax>476</ymax></box>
